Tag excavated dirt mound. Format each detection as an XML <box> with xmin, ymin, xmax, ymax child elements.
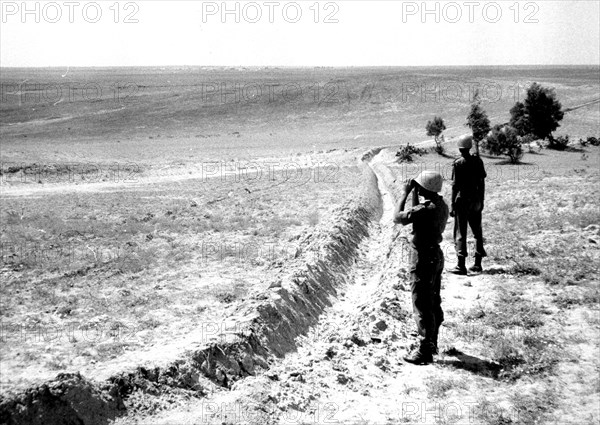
<box><xmin>0</xmin><ymin>373</ymin><xmax>124</xmax><ymax>425</ymax></box>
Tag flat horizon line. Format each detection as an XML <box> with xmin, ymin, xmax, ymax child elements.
<box><xmin>1</xmin><ymin>64</ymin><xmax>599</xmax><ymax>69</ymax></box>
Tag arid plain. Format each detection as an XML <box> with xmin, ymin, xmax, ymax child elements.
<box><xmin>1</xmin><ymin>66</ymin><xmax>599</xmax><ymax>424</ymax></box>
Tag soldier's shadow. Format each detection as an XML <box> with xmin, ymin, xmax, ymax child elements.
<box><xmin>437</xmin><ymin>351</ymin><xmax>501</xmax><ymax>378</ymax></box>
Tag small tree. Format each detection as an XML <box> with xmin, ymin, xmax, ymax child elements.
<box><xmin>426</xmin><ymin>116</ymin><xmax>446</xmax><ymax>154</ymax></box>
<box><xmin>509</xmin><ymin>101</ymin><xmax>531</xmax><ymax>136</ymax></box>
<box><xmin>466</xmin><ymin>90</ymin><xmax>491</xmax><ymax>155</ymax></box>
<box><xmin>515</xmin><ymin>82</ymin><xmax>564</xmax><ymax>141</ymax></box>
<box><xmin>482</xmin><ymin>125</ymin><xmax>523</xmax><ymax>163</ymax></box>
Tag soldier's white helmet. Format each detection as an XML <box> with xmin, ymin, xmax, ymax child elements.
<box><xmin>414</xmin><ymin>171</ymin><xmax>443</xmax><ymax>193</ymax></box>
<box><xmin>457</xmin><ymin>135</ymin><xmax>473</xmax><ymax>149</ymax></box>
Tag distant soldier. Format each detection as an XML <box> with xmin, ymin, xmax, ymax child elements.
<box><xmin>449</xmin><ymin>135</ymin><xmax>487</xmax><ymax>275</ymax></box>
<box><xmin>394</xmin><ymin>171</ymin><xmax>449</xmax><ymax>365</ymax></box>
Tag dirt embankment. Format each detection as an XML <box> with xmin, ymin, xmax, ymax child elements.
<box><xmin>0</xmin><ymin>164</ymin><xmax>383</xmax><ymax>425</ymax></box>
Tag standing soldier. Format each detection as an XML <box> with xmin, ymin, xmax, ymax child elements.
<box><xmin>394</xmin><ymin>171</ymin><xmax>449</xmax><ymax>365</ymax></box>
<box><xmin>449</xmin><ymin>135</ymin><xmax>487</xmax><ymax>275</ymax></box>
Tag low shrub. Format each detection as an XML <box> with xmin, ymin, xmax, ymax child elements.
<box><xmin>547</xmin><ymin>135</ymin><xmax>570</xmax><ymax>150</ymax></box>
<box><xmin>482</xmin><ymin>125</ymin><xmax>523</xmax><ymax>163</ymax></box>
<box><xmin>396</xmin><ymin>143</ymin><xmax>427</xmax><ymax>163</ymax></box>
<box><xmin>586</xmin><ymin>136</ymin><xmax>600</xmax><ymax>146</ymax></box>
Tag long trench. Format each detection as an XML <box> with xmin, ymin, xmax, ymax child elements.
<box><xmin>1</xmin><ymin>150</ymin><xmax>409</xmax><ymax>425</ymax></box>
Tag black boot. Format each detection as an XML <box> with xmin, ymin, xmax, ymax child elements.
<box><xmin>448</xmin><ymin>257</ymin><xmax>467</xmax><ymax>275</ymax></box>
<box><xmin>404</xmin><ymin>341</ymin><xmax>434</xmax><ymax>365</ymax></box>
<box><xmin>469</xmin><ymin>255</ymin><xmax>483</xmax><ymax>273</ymax></box>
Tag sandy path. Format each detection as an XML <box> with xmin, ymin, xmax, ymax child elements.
<box><xmin>0</xmin><ymin>149</ymin><xmax>362</xmax><ymax>198</ymax></box>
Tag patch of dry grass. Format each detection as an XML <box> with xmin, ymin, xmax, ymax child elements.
<box><xmin>0</xmin><ymin>163</ymin><xmax>363</xmax><ymax>391</ymax></box>
<box><xmin>442</xmin><ymin>148</ymin><xmax>599</xmax><ymax>412</ymax></box>
<box><xmin>425</xmin><ymin>375</ymin><xmax>468</xmax><ymax>399</ymax></box>
<box><xmin>484</xmin><ymin>150</ymin><xmax>599</xmax><ymax>306</ymax></box>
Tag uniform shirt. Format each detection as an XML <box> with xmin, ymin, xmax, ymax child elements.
<box><xmin>397</xmin><ymin>195</ymin><xmax>449</xmax><ymax>250</ymax></box>
<box><xmin>452</xmin><ymin>155</ymin><xmax>487</xmax><ymax>204</ymax></box>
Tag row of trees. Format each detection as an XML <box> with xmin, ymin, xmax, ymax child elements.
<box><xmin>425</xmin><ymin>82</ymin><xmax>565</xmax><ymax>163</ymax></box>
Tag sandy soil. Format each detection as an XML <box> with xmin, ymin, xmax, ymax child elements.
<box><xmin>2</xmin><ymin>66</ymin><xmax>598</xmax><ymax>424</ymax></box>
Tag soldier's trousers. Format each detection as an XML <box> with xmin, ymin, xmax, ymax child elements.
<box><xmin>409</xmin><ymin>246</ymin><xmax>444</xmax><ymax>353</ymax></box>
<box><xmin>453</xmin><ymin>202</ymin><xmax>487</xmax><ymax>258</ymax></box>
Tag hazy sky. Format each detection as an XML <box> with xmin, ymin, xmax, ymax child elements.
<box><xmin>1</xmin><ymin>0</ymin><xmax>599</xmax><ymax>67</ymax></box>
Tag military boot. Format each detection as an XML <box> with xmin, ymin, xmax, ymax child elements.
<box><xmin>404</xmin><ymin>341</ymin><xmax>434</xmax><ymax>365</ymax></box>
<box><xmin>448</xmin><ymin>257</ymin><xmax>467</xmax><ymax>275</ymax></box>
<box><xmin>404</xmin><ymin>349</ymin><xmax>433</xmax><ymax>365</ymax></box>
<box><xmin>469</xmin><ymin>255</ymin><xmax>483</xmax><ymax>273</ymax></box>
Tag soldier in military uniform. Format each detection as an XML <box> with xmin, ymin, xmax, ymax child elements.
<box><xmin>394</xmin><ymin>171</ymin><xmax>449</xmax><ymax>365</ymax></box>
<box><xmin>449</xmin><ymin>135</ymin><xmax>487</xmax><ymax>275</ymax></box>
